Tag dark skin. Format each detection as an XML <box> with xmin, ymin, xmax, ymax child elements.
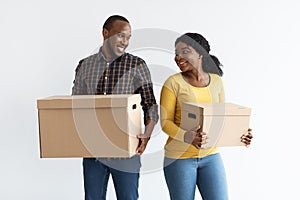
<box><xmin>241</xmin><ymin>129</ymin><xmax>253</xmax><ymax>147</ymax></box>
<box><xmin>102</xmin><ymin>20</ymin><xmax>131</xmax><ymax>61</ymax></box>
<box><xmin>136</xmin><ymin>120</ymin><xmax>156</xmax><ymax>154</ymax></box>
<box><xmin>184</xmin><ymin>127</ymin><xmax>253</xmax><ymax>149</ymax></box>
<box><xmin>101</xmin><ymin>20</ymin><xmax>156</xmax><ymax>154</ymax></box>
<box><xmin>183</xmin><ymin>125</ymin><xmax>207</xmax><ymax>149</ymax></box>
<box><xmin>175</xmin><ymin>41</ymin><xmax>253</xmax><ymax>148</ymax></box>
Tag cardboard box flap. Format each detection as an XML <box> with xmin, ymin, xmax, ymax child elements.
<box><xmin>37</xmin><ymin>94</ymin><xmax>142</xmax><ymax>158</ymax></box>
<box><xmin>183</xmin><ymin>102</ymin><xmax>251</xmax><ymax>116</ymax></box>
<box><xmin>181</xmin><ymin>102</ymin><xmax>251</xmax><ymax>147</ymax></box>
<box><xmin>37</xmin><ymin>94</ymin><xmax>141</xmax><ymax>109</ymax></box>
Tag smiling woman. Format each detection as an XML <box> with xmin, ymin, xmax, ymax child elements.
<box><xmin>160</xmin><ymin>32</ymin><xmax>253</xmax><ymax>200</ymax></box>
<box><xmin>174</xmin><ymin>42</ymin><xmax>211</xmax><ymax>87</ymax></box>
<box><xmin>1</xmin><ymin>0</ymin><xmax>299</xmax><ymax>199</ymax></box>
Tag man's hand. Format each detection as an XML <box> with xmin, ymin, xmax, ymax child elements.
<box><xmin>135</xmin><ymin>119</ymin><xmax>156</xmax><ymax>154</ymax></box>
<box><xmin>136</xmin><ymin>134</ymin><xmax>150</xmax><ymax>154</ymax></box>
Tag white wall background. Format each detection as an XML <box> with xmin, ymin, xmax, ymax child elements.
<box><xmin>1</xmin><ymin>0</ymin><xmax>300</xmax><ymax>199</ymax></box>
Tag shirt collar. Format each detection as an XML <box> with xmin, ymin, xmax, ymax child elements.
<box><xmin>98</xmin><ymin>47</ymin><xmax>124</xmax><ymax>63</ymax></box>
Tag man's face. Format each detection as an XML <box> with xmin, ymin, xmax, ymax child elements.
<box><xmin>103</xmin><ymin>20</ymin><xmax>131</xmax><ymax>59</ymax></box>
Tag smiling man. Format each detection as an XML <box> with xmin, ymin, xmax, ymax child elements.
<box><xmin>102</xmin><ymin>17</ymin><xmax>131</xmax><ymax>60</ymax></box>
<box><xmin>72</xmin><ymin>15</ymin><xmax>158</xmax><ymax>200</ymax></box>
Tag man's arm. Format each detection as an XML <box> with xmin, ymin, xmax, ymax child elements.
<box><xmin>134</xmin><ymin>60</ymin><xmax>159</xmax><ymax>154</ymax></box>
<box><xmin>72</xmin><ymin>59</ymin><xmax>86</xmax><ymax>95</ymax></box>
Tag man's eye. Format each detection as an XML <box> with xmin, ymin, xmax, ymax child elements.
<box><xmin>117</xmin><ymin>33</ymin><xmax>125</xmax><ymax>38</ymax></box>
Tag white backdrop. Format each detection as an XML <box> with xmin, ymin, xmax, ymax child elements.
<box><xmin>1</xmin><ymin>0</ymin><xmax>300</xmax><ymax>199</ymax></box>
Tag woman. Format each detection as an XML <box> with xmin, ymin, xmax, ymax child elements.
<box><xmin>160</xmin><ymin>33</ymin><xmax>253</xmax><ymax>200</ymax></box>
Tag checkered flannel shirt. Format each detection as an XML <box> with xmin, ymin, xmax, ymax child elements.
<box><xmin>72</xmin><ymin>49</ymin><xmax>159</xmax><ymax>124</ymax></box>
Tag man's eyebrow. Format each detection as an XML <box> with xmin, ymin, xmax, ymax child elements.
<box><xmin>118</xmin><ymin>32</ymin><xmax>131</xmax><ymax>37</ymax></box>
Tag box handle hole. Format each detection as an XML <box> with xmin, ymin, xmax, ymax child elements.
<box><xmin>132</xmin><ymin>104</ymin><xmax>137</xmax><ymax>110</ymax></box>
<box><xmin>188</xmin><ymin>113</ymin><xmax>196</xmax><ymax>119</ymax></box>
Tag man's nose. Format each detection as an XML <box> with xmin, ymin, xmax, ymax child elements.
<box><xmin>121</xmin><ymin>37</ymin><xmax>129</xmax><ymax>46</ymax></box>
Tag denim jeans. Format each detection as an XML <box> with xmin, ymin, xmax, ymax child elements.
<box><xmin>164</xmin><ymin>153</ymin><xmax>228</xmax><ymax>200</ymax></box>
<box><xmin>83</xmin><ymin>156</ymin><xmax>141</xmax><ymax>200</ymax></box>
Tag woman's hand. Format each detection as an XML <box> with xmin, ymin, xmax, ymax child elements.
<box><xmin>184</xmin><ymin>126</ymin><xmax>207</xmax><ymax>149</ymax></box>
<box><xmin>241</xmin><ymin>128</ymin><xmax>253</xmax><ymax>147</ymax></box>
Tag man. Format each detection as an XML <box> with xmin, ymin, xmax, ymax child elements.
<box><xmin>72</xmin><ymin>15</ymin><xmax>158</xmax><ymax>200</ymax></box>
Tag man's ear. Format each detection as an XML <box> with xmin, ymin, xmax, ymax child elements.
<box><xmin>103</xmin><ymin>28</ymin><xmax>109</xmax><ymax>40</ymax></box>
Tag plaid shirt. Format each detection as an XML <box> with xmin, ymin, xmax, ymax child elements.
<box><xmin>72</xmin><ymin>49</ymin><xmax>159</xmax><ymax>124</ymax></box>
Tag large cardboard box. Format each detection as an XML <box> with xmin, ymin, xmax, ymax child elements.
<box><xmin>37</xmin><ymin>94</ymin><xmax>141</xmax><ymax>158</ymax></box>
<box><xmin>180</xmin><ymin>102</ymin><xmax>251</xmax><ymax>147</ymax></box>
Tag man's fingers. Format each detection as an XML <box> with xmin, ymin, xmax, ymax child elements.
<box><xmin>136</xmin><ymin>138</ymin><xmax>150</xmax><ymax>154</ymax></box>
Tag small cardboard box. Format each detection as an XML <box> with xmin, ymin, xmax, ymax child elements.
<box><xmin>181</xmin><ymin>102</ymin><xmax>251</xmax><ymax>147</ymax></box>
<box><xmin>37</xmin><ymin>94</ymin><xmax>141</xmax><ymax>158</ymax></box>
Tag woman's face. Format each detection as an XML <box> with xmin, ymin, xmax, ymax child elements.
<box><xmin>174</xmin><ymin>41</ymin><xmax>201</xmax><ymax>72</ymax></box>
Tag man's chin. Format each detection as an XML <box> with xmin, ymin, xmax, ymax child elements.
<box><xmin>114</xmin><ymin>51</ymin><xmax>124</xmax><ymax>58</ymax></box>
<box><xmin>108</xmin><ymin>51</ymin><xmax>123</xmax><ymax>61</ymax></box>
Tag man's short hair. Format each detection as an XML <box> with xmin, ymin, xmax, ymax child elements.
<box><xmin>103</xmin><ymin>15</ymin><xmax>129</xmax><ymax>31</ymax></box>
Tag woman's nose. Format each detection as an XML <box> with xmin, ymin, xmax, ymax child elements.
<box><xmin>175</xmin><ymin>54</ymin><xmax>183</xmax><ymax>62</ymax></box>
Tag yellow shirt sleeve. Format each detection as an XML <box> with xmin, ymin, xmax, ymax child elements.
<box><xmin>160</xmin><ymin>77</ymin><xmax>186</xmax><ymax>142</ymax></box>
<box><xmin>160</xmin><ymin>73</ymin><xmax>225</xmax><ymax>159</ymax></box>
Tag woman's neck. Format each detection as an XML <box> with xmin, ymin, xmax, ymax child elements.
<box><xmin>182</xmin><ymin>70</ymin><xmax>210</xmax><ymax>87</ymax></box>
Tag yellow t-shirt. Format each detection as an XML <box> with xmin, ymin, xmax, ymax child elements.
<box><xmin>160</xmin><ymin>73</ymin><xmax>225</xmax><ymax>159</ymax></box>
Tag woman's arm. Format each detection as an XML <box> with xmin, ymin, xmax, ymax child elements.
<box><xmin>160</xmin><ymin>84</ymin><xmax>186</xmax><ymax>142</ymax></box>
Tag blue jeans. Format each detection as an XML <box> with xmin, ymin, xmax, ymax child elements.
<box><xmin>83</xmin><ymin>156</ymin><xmax>141</xmax><ymax>200</ymax></box>
<box><xmin>164</xmin><ymin>153</ymin><xmax>228</xmax><ymax>200</ymax></box>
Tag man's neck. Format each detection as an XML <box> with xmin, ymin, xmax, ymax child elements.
<box><xmin>100</xmin><ymin>46</ymin><xmax>114</xmax><ymax>62</ymax></box>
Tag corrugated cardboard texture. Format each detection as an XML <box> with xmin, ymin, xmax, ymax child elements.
<box><xmin>181</xmin><ymin>102</ymin><xmax>251</xmax><ymax>147</ymax></box>
<box><xmin>37</xmin><ymin>95</ymin><xmax>141</xmax><ymax>158</ymax></box>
